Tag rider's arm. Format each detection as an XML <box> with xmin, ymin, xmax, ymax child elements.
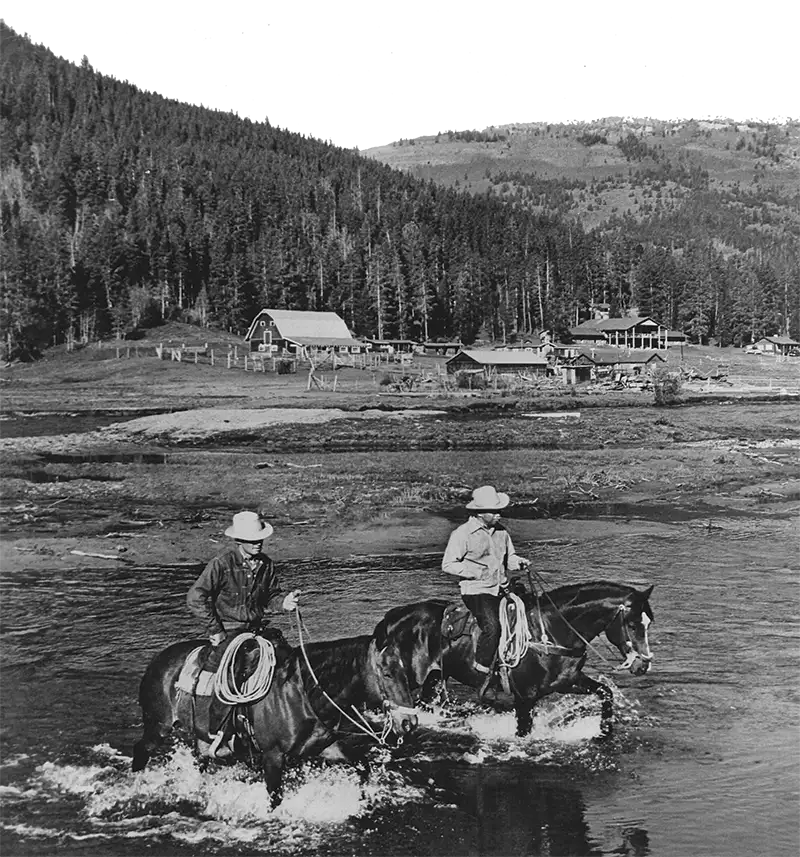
<box><xmin>442</xmin><ymin>527</ymin><xmax>479</xmax><ymax>579</ymax></box>
<box><xmin>187</xmin><ymin>558</ymin><xmax>225</xmax><ymax>636</ymax></box>
<box><xmin>504</xmin><ymin>533</ymin><xmax>530</xmax><ymax>575</ymax></box>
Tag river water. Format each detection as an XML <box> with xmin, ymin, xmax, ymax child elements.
<box><xmin>1</xmin><ymin>502</ymin><xmax>798</xmax><ymax>856</ymax></box>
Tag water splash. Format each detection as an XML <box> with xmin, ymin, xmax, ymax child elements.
<box><xmin>11</xmin><ymin>742</ymin><xmax>429</xmax><ymax>852</ymax></box>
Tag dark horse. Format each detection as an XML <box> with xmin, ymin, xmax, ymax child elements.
<box><xmin>133</xmin><ymin>632</ymin><xmax>418</xmax><ymax>807</ymax></box>
<box><xmin>372</xmin><ymin>580</ymin><xmax>654</xmax><ymax>739</ymax></box>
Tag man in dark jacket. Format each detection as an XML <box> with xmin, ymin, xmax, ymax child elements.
<box><xmin>187</xmin><ymin>510</ymin><xmax>299</xmax><ymax>671</ymax></box>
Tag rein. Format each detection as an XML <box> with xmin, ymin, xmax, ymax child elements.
<box><xmin>526</xmin><ymin>569</ymin><xmax>640</xmax><ymax>670</ymax></box>
<box><xmin>292</xmin><ymin>607</ymin><xmax>409</xmax><ymax>747</ymax></box>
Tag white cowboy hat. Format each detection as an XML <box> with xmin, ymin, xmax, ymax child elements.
<box><xmin>225</xmin><ymin>511</ymin><xmax>274</xmax><ymax>541</ymax></box>
<box><xmin>466</xmin><ymin>485</ymin><xmax>510</xmax><ymax>510</ymax></box>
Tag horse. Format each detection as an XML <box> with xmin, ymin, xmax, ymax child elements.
<box><xmin>372</xmin><ymin>580</ymin><xmax>654</xmax><ymax>739</ymax></box>
<box><xmin>132</xmin><ymin>630</ymin><xmax>419</xmax><ymax>807</ymax></box>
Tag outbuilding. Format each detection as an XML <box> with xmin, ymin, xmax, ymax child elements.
<box><xmin>446</xmin><ymin>349</ymin><xmax>549</xmax><ymax>378</ymax></box>
<box><xmin>568</xmin><ymin>347</ymin><xmax>665</xmax><ymax>379</ymax></box>
<box><xmin>752</xmin><ymin>335</ymin><xmax>800</xmax><ymax>356</ymax></box>
<box><xmin>570</xmin><ymin>316</ymin><xmax>676</xmax><ymax>349</ymax></box>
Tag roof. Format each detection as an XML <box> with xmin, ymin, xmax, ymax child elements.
<box><xmin>572</xmin><ymin>316</ymin><xmax>663</xmax><ymax>334</ymax></box>
<box><xmin>757</xmin><ymin>335</ymin><xmax>800</xmax><ymax>346</ymax></box>
<box><xmin>366</xmin><ymin>338</ymin><xmax>418</xmax><ymax>345</ymax></box>
<box><xmin>423</xmin><ymin>341</ymin><xmax>463</xmax><ymax>348</ymax></box>
<box><xmin>245</xmin><ymin>309</ymin><xmax>359</xmax><ymax>344</ymax></box>
<box><xmin>447</xmin><ymin>349</ymin><xmax>549</xmax><ymax>366</ymax></box>
<box><xmin>572</xmin><ymin>348</ymin><xmax>665</xmax><ymax>365</ymax></box>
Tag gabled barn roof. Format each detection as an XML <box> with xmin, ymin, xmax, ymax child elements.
<box><xmin>245</xmin><ymin>309</ymin><xmax>362</xmax><ymax>346</ymax></box>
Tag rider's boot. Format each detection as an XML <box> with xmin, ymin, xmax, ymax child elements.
<box><xmin>208</xmin><ymin>695</ymin><xmax>235</xmax><ymax>758</ymax></box>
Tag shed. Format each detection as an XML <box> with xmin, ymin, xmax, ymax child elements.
<box><xmin>569</xmin><ymin>347</ymin><xmax>665</xmax><ymax>378</ymax></box>
<box><xmin>365</xmin><ymin>338</ymin><xmax>419</xmax><ymax>354</ymax></box>
<box><xmin>423</xmin><ymin>341</ymin><xmax>463</xmax><ymax>356</ymax></box>
<box><xmin>446</xmin><ymin>349</ymin><xmax>549</xmax><ymax>377</ymax></box>
<box><xmin>753</xmin><ymin>335</ymin><xmax>800</xmax><ymax>356</ymax></box>
<box><xmin>245</xmin><ymin>309</ymin><xmax>365</xmax><ymax>355</ymax></box>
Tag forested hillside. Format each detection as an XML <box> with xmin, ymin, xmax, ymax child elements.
<box><xmin>1</xmin><ymin>23</ymin><xmax>798</xmax><ymax>361</ymax></box>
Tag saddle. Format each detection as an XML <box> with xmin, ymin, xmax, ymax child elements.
<box><xmin>441</xmin><ymin>603</ymin><xmax>512</xmax><ymax>695</ymax></box>
<box><xmin>175</xmin><ymin>633</ymin><xmax>277</xmax><ymax>758</ymax></box>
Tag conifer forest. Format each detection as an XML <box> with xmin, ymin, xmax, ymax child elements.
<box><xmin>1</xmin><ymin>23</ymin><xmax>798</xmax><ymax>360</ymax></box>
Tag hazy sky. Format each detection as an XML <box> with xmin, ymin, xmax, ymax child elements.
<box><xmin>3</xmin><ymin>0</ymin><xmax>797</xmax><ymax>150</ymax></box>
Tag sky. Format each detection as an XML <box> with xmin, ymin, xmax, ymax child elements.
<box><xmin>2</xmin><ymin>0</ymin><xmax>798</xmax><ymax>150</ymax></box>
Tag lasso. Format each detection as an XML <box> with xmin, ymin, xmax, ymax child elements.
<box><xmin>498</xmin><ymin>592</ymin><xmax>532</xmax><ymax>668</ymax></box>
<box><xmin>214</xmin><ymin>632</ymin><xmax>276</xmax><ymax>704</ymax></box>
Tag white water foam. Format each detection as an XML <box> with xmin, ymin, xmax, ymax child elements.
<box><xmin>19</xmin><ymin>743</ymin><xmax>429</xmax><ymax>851</ymax></box>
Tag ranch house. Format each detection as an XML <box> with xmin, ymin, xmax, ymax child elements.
<box><xmin>570</xmin><ymin>315</ymin><xmax>680</xmax><ymax>349</ymax></box>
<box><xmin>245</xmin><ymin>309</ymin><xmax>365</xmax><ymax>356</ymax></box>
<box><xmin>446</xmin><ymin>349</ymin><xmax>549</xmax><ymax>379</ymax></box>
<box><xmin>752</xmin><ymin>335</ymin><xmax>800</xmax><ymax>356</ymax></box>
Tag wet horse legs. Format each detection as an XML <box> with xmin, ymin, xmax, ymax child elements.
<box><xmin>572</xmin><ymin>673</ymin><xmax>614</xmax><ymax>741</ymax></box>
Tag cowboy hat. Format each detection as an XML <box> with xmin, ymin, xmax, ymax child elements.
<box><xmin>466</xmin><ymin>485</ymin><xmax>510</xmax><ymax>510</ymax></box>
<box><xmin>225</xmin><ymin>511</ymin><xmax>274</xmax><ymax>541</ymax></box>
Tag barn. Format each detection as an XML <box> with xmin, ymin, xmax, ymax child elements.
<box><xmin>446</xmin><ymin>349</ymin><xmax>549</xmax><ymax>378</ymax></box>
<box><xmin>245</xmin><ymin>309</ymin><xmax>365</xmax><ymax>356</ymax></box>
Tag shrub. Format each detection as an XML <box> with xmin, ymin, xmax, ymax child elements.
<box><xmin>651</xmin><ymin>367</ymin><xmax>683</xmax><ymax>405</ymax></box>
<box><xmin>377</xmin><ymin>372</ymin><xmax>394</xmax><ymax>386</ymax></box>
<box><xmin>276</xmin><ymin>359</ymin><xmax>295</xmax><ymax>375</ymax></box>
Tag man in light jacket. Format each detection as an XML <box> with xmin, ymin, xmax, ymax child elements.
<box><xmin>442</xmin><ymin>486</ymin><xmax>530</xmax><ymax>689</ymax></box>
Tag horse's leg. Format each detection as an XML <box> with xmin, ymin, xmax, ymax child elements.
<box><xmin>419</xmin><ymin>670</ymin><xmax>445</xmax><ymax>709</ymax></box>
<box><xmin>321</xmin><ymin>740</ymin><xmax>371</xmax><ymax>784</ymax></box>
<box><xmin>261</xmin><ymin>747</ymin><xmax>286</xmax><ymax>809</ymax></box>
<box><xmin>573</xmin><ymin>673</ymin><xmax>614</xmax><ymax>741</ymax></box>
<box><xmin>133</xmin><ymin>662</ymin><xmax>181</xmax><ymax>772</ymax></box>
<box><xmin>514</xmin><ymin>699</ymin><xmax>536</xmax><ymax>737</ymax></box>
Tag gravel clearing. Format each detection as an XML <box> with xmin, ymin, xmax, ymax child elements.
<box><xmin>98</xmin><ymin>407</ymin><xmax>446</xmax><ymax>441</ymax></box>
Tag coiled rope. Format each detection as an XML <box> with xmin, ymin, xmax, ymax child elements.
<box><xmin>498</xmin><ymin>593</ymin><xmax>532</xmax><ymax>668</ymax></box>
<box><xmin>214</xmin><ymin>633</ymin><xmax>276</xmax><ymax>704</ymax></box>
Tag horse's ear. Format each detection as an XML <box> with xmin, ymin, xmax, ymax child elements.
<box><xmin>642</xmin><ymin>584</ymin><xmax>654</xmax><ymax>599</ymax></box>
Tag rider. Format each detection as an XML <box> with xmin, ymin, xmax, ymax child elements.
<box><xmin>187</xmin><ymin>510</ymin><xmax>300</xmax><ymax>672</ymax></box>
<box><xmin>442</xmin><ymin>485</ymin><xmax>530</xmax><ymax>695</ymax></box>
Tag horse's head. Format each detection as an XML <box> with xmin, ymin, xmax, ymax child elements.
<box><xmin>604</xmin><ymin>585</ymin><xmax>655</xmax><ymax>675</ymax></box>
<box><xmin>367</xmin><ymin>640</ymin><xmax>418</xmax><ymax>740</ymax></box>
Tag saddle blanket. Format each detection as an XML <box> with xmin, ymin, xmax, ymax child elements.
<box><xmin>175</xmin><ymin>646</ymin><xmax>216</xmax><ymax>696</ymax></box>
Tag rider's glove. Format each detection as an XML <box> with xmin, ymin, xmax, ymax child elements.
<box><xmin>209</xmin><ymin>632</ymin><xmax>225</xmax><ymax>647</ymax></box>
<box><xmin>282</xmin><ymin>590</ymin><xmax>300</xmax><ymax>612</ymax></box>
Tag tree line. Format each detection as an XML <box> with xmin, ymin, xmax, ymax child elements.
<box><xmin>1</xmin><ymin>23</ymin><xmax>797</xmax><ymax>360</ymax></box>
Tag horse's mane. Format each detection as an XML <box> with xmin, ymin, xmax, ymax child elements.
<box><xmin>299</xmin><ymin>635</ymin><xmax>371</xmax><ymax>691</ymax></box>
<box><xmin>373</xmin><ymin>599</ymin><xmax>448</xmax><ymax>648</ymax></box>
<box><xmin>536</xmin><ymin>580</ymin><xmax>650</xmax><ymax>612</ymax></box>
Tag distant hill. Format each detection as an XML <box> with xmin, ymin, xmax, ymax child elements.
<box><xmin>1</xmin><ymin>21</ymin><xmax>798</xmax><ymax>362</ymax></box>
<box><xmin>366</xmin><ymin>117</ymin><xmax>800</xmax><ymax>234</ymax></box>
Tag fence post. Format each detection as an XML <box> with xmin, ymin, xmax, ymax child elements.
<box><xmin>211</xmin><ymin>349</ymin><xmax>215</xmax><ymax>367</ymax></box>
<box><xmin>116</xmin><ymin>347</ymin><xmax>120</xmax><ymax>359</ymax></box>
<box><xmin>244</xmin><ymin>355</ymin><xmax>248</xmax><ymax>371</ymax></box>
<box><xmin>126</xmin><ymin>347</ymin><xmax>130</xmax><ymax>359</ymax></box>
<box><xmin>227</xmin><ymin>352</ymin><xmax>231</xmax><ymax>369</ymax></box>
<box><xmin>195</xmin><ymin>351</ymin><xmax>198</xmax><ymax>364</ymax></box>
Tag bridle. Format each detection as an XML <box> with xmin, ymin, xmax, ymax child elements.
<box><xmin>613</xmin><ymin>604</ymin><xmax>654</xmax><ymax>670</ymax></box>
<box><xmin>527</xmin><ymin>569</ymin><xmax>653</xmax><ymax>670</ymax></box>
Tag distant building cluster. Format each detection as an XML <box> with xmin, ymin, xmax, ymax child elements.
<box><xmin>243</xmin><ymin>307</ymin><xmax>796</xmax><ymax>385</ymax></box>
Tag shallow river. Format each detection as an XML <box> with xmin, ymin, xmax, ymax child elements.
<box><xmin>1</xmin><ymin>503</ymin><xmax>798</xmax><ymax>856</ymax></box>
